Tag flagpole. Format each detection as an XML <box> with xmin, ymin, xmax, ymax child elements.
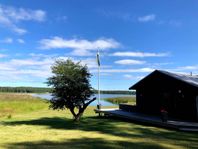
<box><xmin>98</xmin><ymin>57</ymin><xmax>100</xmax><ymax>105</ymax></box>
<box><xmin>97</xmin><ymin>49</ymin><xmax>101</xmax><ymax>109</ymax></box>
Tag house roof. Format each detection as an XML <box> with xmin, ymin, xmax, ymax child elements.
<box><xmin>129</xmin><ymin>70</ymin><xmax>198</xmax><ymax>90</ymax></box>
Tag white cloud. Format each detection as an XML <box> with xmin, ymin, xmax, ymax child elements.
<box><xmin>115</xmin><ymin>59</ymin><xmax>145</xmax><ymax>65</ymax></box>
<box><xmin>71</xmin><ymin>49</ymin><xmax>93</xmax><ymax>56</ymax></box>
<box><xmin>138</xmin><ymin>14</ymin><xmax>156</xmax><ymax>22</ymax></box>
<box><xmin>80</xmin><ymin>58</ymin><xmax>98</xmax><ymax>69</ymax></box>
<box><xmin>0</xmin><ymin>4</ymin><xmax>46</xmax><ymax>34</ymax></box>
<box><xmin>39</xmin><ymin>37</ymin><xmax>120</xmax><ymax>56</ymax></box>
<box><xmin>12</xmin><ymin>9</ymin><xmax>46</xmax><ymax>22</ymax></box>
<box><xmin>177</xmin><ymin>65</ymin><xmax>198</xmax><ymax>71</ymax></box>
<box><xmin>151</xmin><ymin>62</ymin><xmax>173</xmax><ymax>66</ymax></box>
<box><xmin>17</xmin><ymin>39</ymin><xmax>25</xmax><ymax>44</ymax></box>
<box><xmin>9</xmin><ymin>58</ymin><xmax>53</xmax><ymax>67</ymax></box>
<box><xmin>39</xmin><ymin>37</ymin><xmax>120</xmax><ymax>50</ymax></box>
<box><xmin>13</xmin><ymin>27</ymin><xmax>27</xmax><ymax>35</ymax></box>
<box><xmin>0</xmin><ymin>57</ymin><xmax>53</xmax><ymax>82</ymax></box>
<box><xmin>0</xmin><ymin>63</ymin><xmax>14</xmax><ymax>70</ymax></box>
<box><xmin>12</xmin><ymin>69</ymin><xmax>51</xmax><ymax>78</ymax></box>
<box><xmin>0</xmin><ymin>54</ymin><xmax>7</xmax><ymax>58</ymax></box>
<box><xmin>0</xmin><ymin>56</ymin><xmax>89</xmax><ymax>80</ymax></box>
<box><xmin>112</xmin><ymin>51</ymin><xmax>169</xmax><ymax>57</ymax></box>
<box><xmin>0</xmin><ymin>5</ymin><xmax>46</xmax><ymax>22</ymax></box>
<box><xmin>123</xmin><ymin>74</ymin><xmax>134</xmax><ymax>79</ymax></box>
<box><xmin>29</xmin><ymin>53</ymin><xmax>58</xmax><ymax>58</ymax></box>
<box><xmin>91</xmin><ymin>67</ymin><xmax>154</xmax><ymax>73</ymax></box>
<box><xmin>172</xmin><ymin>65</ymin><xmax>198</xmax><ymax>75</ymax></box>
<box><xmin>0</xmin><ymin>54</ymin><xmax>113</xmax><ymax>83</ymax></box>
<box><xmin>0</xmin><ymin>37</ymin><xmax>13</xmax><ymax>43</ymax></box>
<box><xmin>123</xmin><ymin>74</ymin><xmax>144</xmax><ymax>80</ymax></box>
<box><xmin>0</xmin><ymin>52</ymin><xmax>155</xmax><ymax>86</ymax></box>
<box><xmin>80</xmin><ymin>58</ymin><xmax>111</xmax><ymax>69</ymax></box>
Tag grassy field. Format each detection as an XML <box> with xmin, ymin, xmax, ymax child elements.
<box><xmin>0</xmin><ymin>93</ymin><xmax>47</xmax><ymax>118</ymax></box>
<box><xmin>104</xmin><ymin>96</ymin><xmax>136</xmax><ymax>104</ymax></box>
<box><xmin>0</xmin><ymin>93</ymin><xmax>198</xmax><ymax>149</ymax></box>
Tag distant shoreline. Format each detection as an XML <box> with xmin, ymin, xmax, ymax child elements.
<box><xmin>0</xmin><ymin>86</ymin><xmax>135</xmax><ymax>95</ymax></box>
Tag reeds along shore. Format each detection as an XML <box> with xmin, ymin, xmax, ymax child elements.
<box><xmin>104</xmin><ymin>96</ymin><xmax>136</xmax><ymax>104</ymax></box>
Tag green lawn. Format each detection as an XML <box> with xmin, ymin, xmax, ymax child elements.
<box><xmin>0</xmin><ymin>93</ymin><xmax>198</xmax><ymax>149</ymax></box>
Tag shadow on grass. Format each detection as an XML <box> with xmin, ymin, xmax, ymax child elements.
<box><xmin>5</xmin><ymin>137</ymin><xmax>164</xmax><ymax>149</ymax></box>
<box><xmin>3</xmin><ymin>116</ymin><xmax>198</xmax><ymax>149</ymax></box>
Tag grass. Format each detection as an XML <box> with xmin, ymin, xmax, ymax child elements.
<box><xmin>0</xmin><ymin>93</ymin><xmax>198</xmax><ymax>149</ymax></box>
<box><xmin>0</xmin><ymin>93</ymin><xmax>47</xmax><ymax>118</ymax></box>
<box><xmin>104</xmin><ymin>96</ymin><xmax>136</xmax><ymax>104</ymax></box>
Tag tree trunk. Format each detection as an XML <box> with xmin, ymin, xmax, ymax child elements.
<box><xmin>74</xmin><ymin>112</ymin><xmax>84</xmax><ymax>121</ymax></box>
<box><xmin>70</xmin><ymin>107</ymin><xmax>77</xmax><ymax>119</ymax></box>
<box><xmin>69</xmin><ymin>97</ymin><xmax>96</xmax><ymax>121</ymax></box>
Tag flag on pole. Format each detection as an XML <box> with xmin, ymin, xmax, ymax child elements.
<box><xmin>96</xmin><ymin>52</ymin><xmax>100</xmax><ymax>66</ymax></box>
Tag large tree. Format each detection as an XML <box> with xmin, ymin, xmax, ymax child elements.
<box><xmin>47</xmin><ymin>59</ymin><xmax>96</xmax><ymax>121</ymax></box>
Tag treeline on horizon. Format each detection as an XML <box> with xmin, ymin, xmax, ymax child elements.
<box><xmin>0</xmin><ymin>86</ymin><xmax>136</xmax><ymax>94</ymax></box>
<box><xmin>0</xmin><ymin>87</ymin><xmax>52</xmax><ymax>93</ymax></box>
<box><xmin>93</xmin><ymin>90</ymin><xmax>135</xmax><ymax>95</ymax></box>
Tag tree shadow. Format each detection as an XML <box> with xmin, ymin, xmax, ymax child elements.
<box><xmin>3</xmin><ymin>116</ymin><xmax>141</xmax><ymax>138</ymax></box>
<box><xmin>2</xmin><ymin>116</ymin><xmax>198</xmax><ymax>148</ymax></box>
<box><xmin>5</xmin><ymin>137</ymin><xmax>164</xmax><ymax>149</ymax></box>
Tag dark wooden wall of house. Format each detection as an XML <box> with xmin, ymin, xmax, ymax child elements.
<box><xmin>135</xmin><ymin>71</ymin><xmax>198</xmax><ymax>121</ymax></box>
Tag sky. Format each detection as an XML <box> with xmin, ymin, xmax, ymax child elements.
<box><xmin>0</xmin><ymin>0</ymin><xmax>198</xmax><ymax>90</ymax></box>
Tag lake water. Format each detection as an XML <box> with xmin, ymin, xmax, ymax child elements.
<box><xmin>32</xmin><ymin>93</ymin><xmax>133</xmax><ymax>106</ymax></box>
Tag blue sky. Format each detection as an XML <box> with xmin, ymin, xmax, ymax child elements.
<box><xmin>0</xmin><ymin>0</ymin><xmax>198</xmax><ymax>90</ymax></box>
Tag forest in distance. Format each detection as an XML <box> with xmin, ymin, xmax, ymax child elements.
<box><xmin>0</xmin><ymin>87</ymin><xmax>51</xmax><ymax>93</ymax></box>
<box><xmin>0</xmin><ymin>87</ymin><xmax>135</xmax><ymax>95</ymax></box>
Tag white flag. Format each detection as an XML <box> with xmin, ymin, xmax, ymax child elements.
<box><xmin>96</xmin><ymin>52</ymin><xmax>100</xmax><ymax>66</ymax></box>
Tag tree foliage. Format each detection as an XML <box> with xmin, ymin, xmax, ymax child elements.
<box><xmin>47</xmin><ymin>59</ymin><xmax>96</xmax><ymax>121</ymax></box>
